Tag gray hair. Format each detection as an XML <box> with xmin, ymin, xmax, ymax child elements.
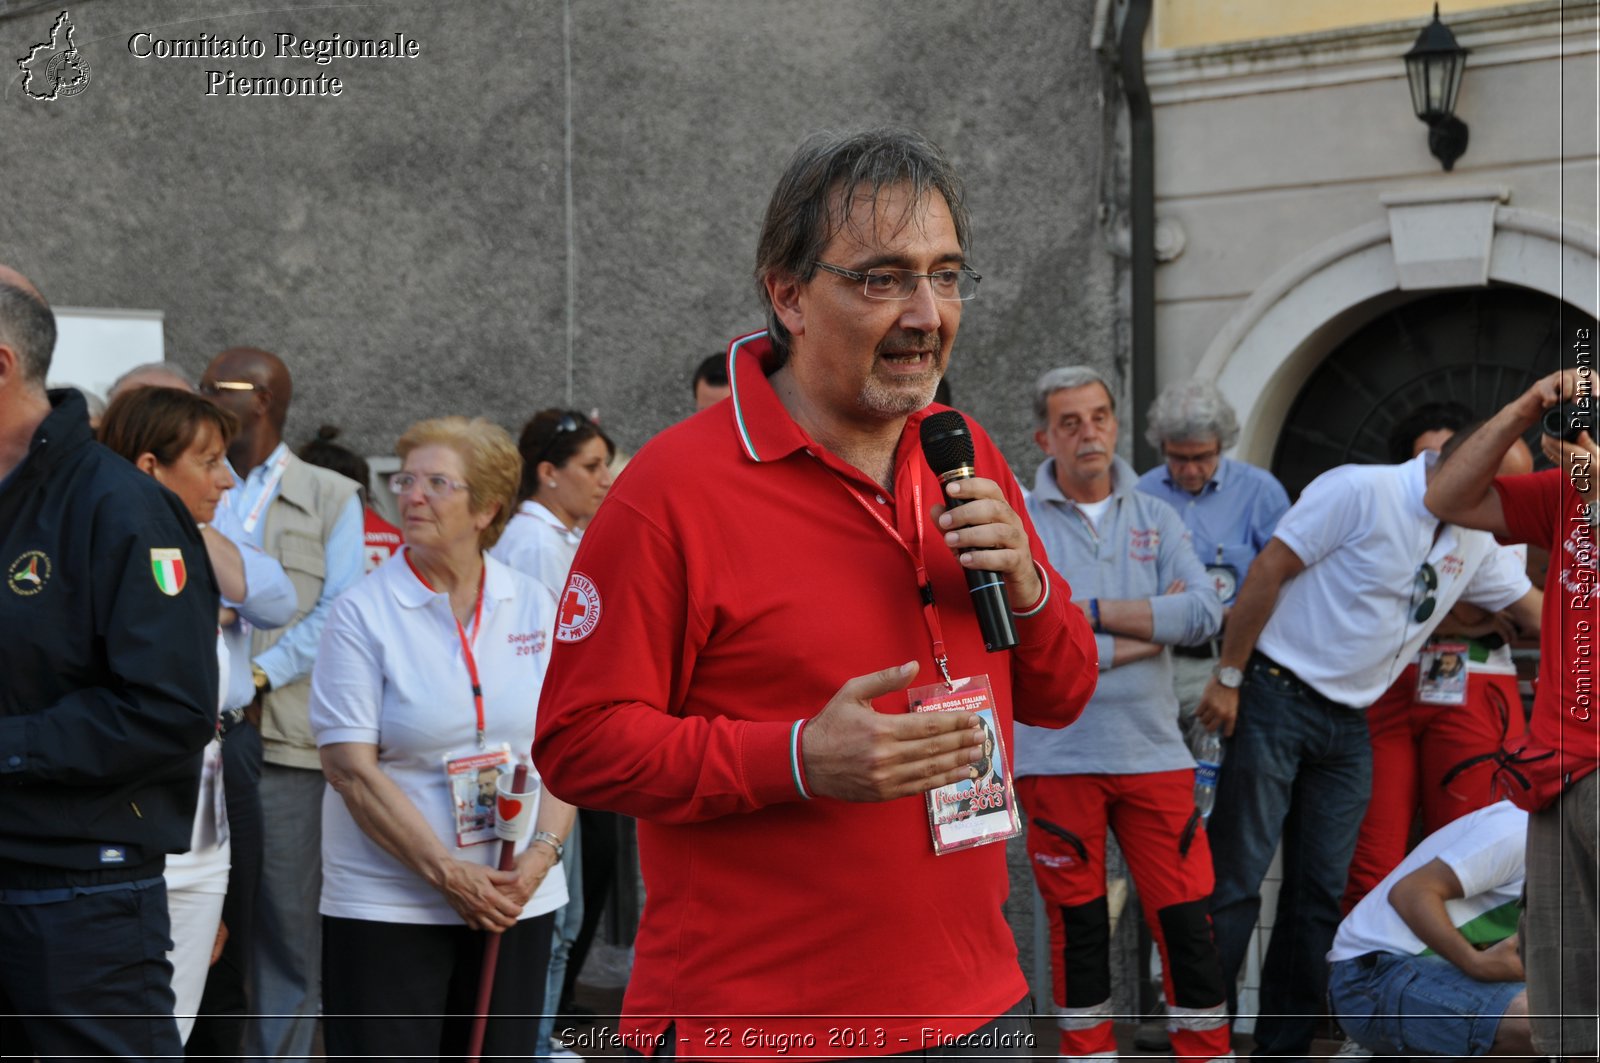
<box><xmin>1144</xmin><ymin>379</ymin><xmax>1239</xmax><ymax>451</ymax></box>
<box><xmin>108</xmin><ymin>361</ymin><xmax>195</xmax><ymax>400</ymax></box>
<box><xmin>754</xmin><ymin>127</ymin><xmax>971</xmax><ymax>365</ymax></box>
<box><xmin>1033</xmin><ymin>366</ymin><xmax>1114</xmax><ymax>428</ymax></box>
<box><xmin>0</xmin><ymin>281</ymin><xmax>56</xmax><ymax>389</ymax></box>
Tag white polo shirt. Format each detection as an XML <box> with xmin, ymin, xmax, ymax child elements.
<box><xmin>310</xmin><ymin>548</ymin><xmax>566</xmax><ymax>925</ymax></box>
<box><xmin>1256</xmin><ymin>453</ymin><xmax>1529</xmax><ymax>707</ymax></box>
<box><xmin>489</xmin><ymin>500</ymin><xmax>580</xmax><ymax>601</ymax></box>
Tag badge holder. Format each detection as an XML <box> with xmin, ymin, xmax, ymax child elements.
<box><xmin>909</xmin><ymin>675</ymin><xmax>1019</xmax><ymax>854</ymax></box>
<box><xmin>1415</xmin><ymin>641</ymin><xmax>1469</xmax><ymax>705</ymax></box>
<box><xmin>443</xmin><ymin>742</ymin><xmax>514</xmax><ymax>848</ymax></box>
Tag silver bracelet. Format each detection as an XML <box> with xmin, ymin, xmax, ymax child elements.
<box><xmin>530</xmin><ymin>830</ymin><xmax>564</xmax><ymax>864</ymax></box>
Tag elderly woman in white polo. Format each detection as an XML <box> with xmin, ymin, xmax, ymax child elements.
<box><xmin>309</xmin><ymin>416</ymin><xmax>573</xmax><ymax>1062</ymax></box>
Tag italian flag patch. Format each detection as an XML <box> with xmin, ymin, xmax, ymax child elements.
<box><xmin>150</xmin><ymin>548</ymin><xmax>187</xmax><ymax>596</ymax></box>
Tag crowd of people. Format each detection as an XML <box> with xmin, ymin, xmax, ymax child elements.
<box><xmin>0</xmin><ymin>124</ymin><xmax>1595</xmax><ymax>1063</ymax></box>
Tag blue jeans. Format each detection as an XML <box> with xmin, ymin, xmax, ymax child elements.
<box><xmin>537</xmin><ymin>819</ymin><xmax>584</xmax><ymax>1054</ymax></box>
<box><xmin>1207</xmin><ymin>655</ymin><xmax>1372</xmax><ymax>1061</ymax></box>
<box><xmin>1329</xmin><ymin>952</ymin><xmax>1522</xmax><ymax>1056</ymax></box>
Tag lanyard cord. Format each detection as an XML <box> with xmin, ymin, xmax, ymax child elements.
<box><xmin>821</xmin><ymin>465</ymin><xmax>954</xmax><ymax>687</ymax></box>
<box><xmin>239</xmin><ymin>449</ymin><xmax>292</xmax><ymax>535</ymax></box>
<box><xmin>405</xmin><ymin>550</ymin><xmax>489</xmax><ymax>747</ymax></box>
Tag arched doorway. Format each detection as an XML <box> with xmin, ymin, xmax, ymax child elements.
<box><xmin>1271</xmin><ymin>286</ymin><xmax>1596</xmax><ymax>498</ymax></box>
<box><xmin>1203</xmin><ymin>206</ymin><xmax>1599</xmax><ymax>473</ymax></box>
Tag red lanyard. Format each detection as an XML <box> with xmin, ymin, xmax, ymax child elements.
<box><xmin>826</xmin><ymin>469</ymin><xmax>954</xmax><ymax>687</ymax></box>
<box><xmin>405</xmin><ymin>550</ymin><xmax>489</xmax><ymax>748</ymax></box>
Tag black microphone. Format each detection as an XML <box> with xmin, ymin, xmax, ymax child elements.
<box><xmin>920</xmin><ymin>410</ymin><xmax>1019</xmax><ymax>653</ymax></box>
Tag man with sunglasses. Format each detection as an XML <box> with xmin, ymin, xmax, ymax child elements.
<box><xmin>1192</xmin><ymin>425</ymin><xmax>1534</xmax><ymax>1062</ymax></box>
<box><xmin>197</xmin><ymin>347</ymin><xmax>361</xmax><ymax>1063</ymax></box>
<box><xmin>536</xmin><ymin>129</ymin><xmax>1097</xmax><ymax>1059</ymax></box>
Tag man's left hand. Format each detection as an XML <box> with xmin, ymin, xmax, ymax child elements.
<box><xmin>931</xmin><ymin>477</ymin><xmax>1042</xmax><ymax>611</ymax></box>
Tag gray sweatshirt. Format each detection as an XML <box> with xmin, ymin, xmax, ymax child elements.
<box><xmin>1015</xmin><ymin>456</ymin><xmax>1222</xmax><ymax>776</ymax></box>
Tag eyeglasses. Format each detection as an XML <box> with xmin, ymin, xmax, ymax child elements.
<box><xmin>815</xmin><ymin>262</ymin><xmax>981</xmax><ymax>302</ymax></box>
<box><xmin>199</xmin><ymin>380</ymin><xmax>259</xmax><ymax>396</ymax></box>
<box><xmin>1164</xmin><ymin>447</ymin><xmax>1221</xmax><ymax>467</ymax></box>
<box><xmin>390</xmin><ymin>473</ymin><xmax>469</xmax><ymax>500</ymax></box>
<box><xmin>1410</xmin><ymin>561</ymin><xmax>1439</xmax><ymax>623</ymax></box>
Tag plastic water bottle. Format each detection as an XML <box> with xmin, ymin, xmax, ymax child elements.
<box><xmin>1192</xmin><ymin>728</ymin><xmax>1224</xmax><ymax>819</ymax></box>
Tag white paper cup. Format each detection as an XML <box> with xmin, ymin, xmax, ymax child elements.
<box><xmin>493</xmin><ymin>772</ymin><xmax>540</xmax><ymax>842</ymax></box>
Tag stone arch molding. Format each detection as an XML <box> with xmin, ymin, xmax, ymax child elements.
<box><xmin>1196</xmin><ymin>188</ymin><xmax>1600</xmax><ymax>467</ymax></box>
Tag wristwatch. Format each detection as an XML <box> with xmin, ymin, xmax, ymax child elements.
<box><xmin>531</xmin><ymin>830</ymin><xmax>564</xmax><ymax>864</ymax></box>
<box><xmin>251</xmin><ymin>664</ymin><xmax>272</xmax><ymax>694</ymax></box>
<box><xmin>1213</xmin><ymin>665</ymin><xmax>1244</xmax><ymax>690</ymax></box>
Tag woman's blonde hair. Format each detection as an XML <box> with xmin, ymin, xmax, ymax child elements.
<box><xmin>396</xmin><ymin>417</ymin><xmax>521</xmax><ymax>549</ymax></box>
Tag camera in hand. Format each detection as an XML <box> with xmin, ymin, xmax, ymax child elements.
<box><xmin>1542</xmin><ymin>403</ymin><xmax>1595</xmax><ymax>442</ymax></box>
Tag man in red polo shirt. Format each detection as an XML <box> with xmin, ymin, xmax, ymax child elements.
<box><xmin>1425</xmin><ymin>365</ymin><xmax>1599</xmax><ymax>1060</ymax></box>
<box><xmin>535</xmin><ymin>128</ymin><xmax>1098</xmax><ymax>1059</ymax></box>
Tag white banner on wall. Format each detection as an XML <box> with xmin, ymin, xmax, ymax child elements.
<box><xmin>46</xmin><ymin>307</ymin><xmax>166</xmax><ymax>401</ymax></box>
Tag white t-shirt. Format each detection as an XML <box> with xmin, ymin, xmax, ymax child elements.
<box><xmin>310</xmin><ymin>549</ymin><xmax>566</xmax><ymax>925</ymax></box>
<box><xmin>1257</xmin><ymin>453</ymin><xmax>1530</xmax><ymax>706</ymax></box>
<box><xmin>1329</xmin><ymin>800</ymin><xmax>1526</xmax><ymax>962</ymax></box>
<box><xmin>489</xmin><ymin>500</ymin><xmax>580</xmax><ymax>601</ymax></box>
<box><xmin>1416</xmin><ymin>543</ymin><xmax>1529</xmax><ymax>678</ymax></box>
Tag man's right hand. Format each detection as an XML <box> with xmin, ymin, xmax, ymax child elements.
<box><xmin>801</xmin><ymin>661</ymin><xmax>985</xmax><ymax>802</ymax></box>
<box><xmin>1195</xmin><ymin>678</ymin><xmax>1239</xmax><ymax>737</ymax></box>
<box><xmin>1467</xmin><ymin>933</ymin><xmax>1525</xmax><ymax>983</ymax></box>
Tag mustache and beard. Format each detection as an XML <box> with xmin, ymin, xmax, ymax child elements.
<box><xmin>859</xmin><ymin>332</ymin><xmax>946</xmax><ymax>416</ymax></box>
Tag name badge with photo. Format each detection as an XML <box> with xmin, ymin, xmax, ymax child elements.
<box><xmin>909</xmin><ymin>674</ymin><xmax>1020</xmax><ymax>855</ymax></box>
<box><xmin>442</xmin><ymin>743</ymin><xmax>514</xmax><ymax>848</ymax></box>
<box><xmin>1416</xmin><ymin>641</ymin><xmax>1469</xmax><ymax>705</ymax></box>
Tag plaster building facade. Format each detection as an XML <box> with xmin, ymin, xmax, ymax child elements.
<box><xmin>1147</xmin><ymin>0</ymin><xmax>1596</xmax><ymax>495</ymax></box>
<box><xmin>1139</xmin><ymin>0</ymin><xmax>1597</xmax><ymax>1027</ymax></box>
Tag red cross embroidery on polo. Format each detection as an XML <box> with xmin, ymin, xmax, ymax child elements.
<box><xmin>556</xmin><ymin>572</ymin><xmax>602</xmax><ymax>643</ymax></box>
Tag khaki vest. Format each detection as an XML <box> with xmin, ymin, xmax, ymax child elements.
<box><xmin>251</xmin><ymin>454</ymin><xmax>360</xmax><ymax>769</ymax></box>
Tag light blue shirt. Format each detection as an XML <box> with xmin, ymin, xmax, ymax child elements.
<box><xmin>1135</xmin><ymin>456</ymin><xmax>1290</xmax><ymax>605</ymax></box>
<box><xmin>210</xmin><ymin>503</ymin><xmax>298</xmax><ymax>711</ymax></box>
<box><xmin>221</xmin><ymin>443</ymin><xmax>364</xmax><ymax>691</ymax></box>
<box><xmin>1015</xmin><ymin>455</ymin><xmax>1222</xmax><ymax>777</ymax></box>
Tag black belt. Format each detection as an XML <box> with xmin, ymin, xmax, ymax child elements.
<box><xmin>218</xmin><ymin>706</ymin><xmax>249</xmax><ymax>737</ymax></box>
<box><xmin>1250</xmin><ymin>651</ymin><xmax>1360</xmax><ymax>711</ymax></box>
<box><xmin>1174</xmin><ymin>642</ymin><xmax>1220</xmax><ymax>660</ymax></box>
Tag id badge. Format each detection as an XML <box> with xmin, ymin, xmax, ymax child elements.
<box><xmin>1206</xmin><ymin>564</ymin><xmax>1238</xmax><ymax>604</ymax></box>
<box><xmin>442</xmin><ymin>743</ymin><xmax>513</xmax><ymax>848</ymax></box>
<box><xmin>908</xmin><ymin>674</ymin><xmax>1020</xmax><ymax>855</ymax></box>
<box><xmin>1415</xmin><ymin>642</ymin><xmax>1469</xmax><ymax>705</ymax></box>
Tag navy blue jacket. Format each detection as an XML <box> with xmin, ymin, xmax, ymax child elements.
<box><xmin>0</xmin><ymin>390</ymin><xmax>218</xmax><ymax>886</ymax></box>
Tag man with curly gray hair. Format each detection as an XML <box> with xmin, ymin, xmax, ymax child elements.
<box><xmin>1136</xmin><ymin>380</ymin><xmax>1289</xmax><ymax>732</ymax></box>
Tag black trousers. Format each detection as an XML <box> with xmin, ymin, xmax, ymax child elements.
<box><xmin>0</xmin><ymin>877</ymin><xmax>182</xmax><ymax>1061</ymax></box>
<box><xmin>321</xmin><ymin>910</ymin><xmax>555</xmax><ymax>1063</ymax></box>
<box><xmin>186</xmin><ymin>718</ymin><xmax>263</xmax><ymax>1061</ymax></box>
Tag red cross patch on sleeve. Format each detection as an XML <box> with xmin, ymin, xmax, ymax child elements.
<box><xmin>555</xmin><ymin>572</ymin><xmax>601</xmax><ymax>643</ymax></box>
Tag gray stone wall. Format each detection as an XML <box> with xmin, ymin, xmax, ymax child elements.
<box><xmin>2</xmin><ymin>0</ymin><xmax>1120</xmax><ymax>474</ymax></box>
<box><xmin>3</xmin><ymin>0</ymin><xmax>1126</xmax><ymax>1012</ymax></box>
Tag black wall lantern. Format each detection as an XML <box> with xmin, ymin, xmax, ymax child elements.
<box><xmin>1405</xmin><ymin>4</ymin><xmax>1470</xmax><ymax>171</ymax></box>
